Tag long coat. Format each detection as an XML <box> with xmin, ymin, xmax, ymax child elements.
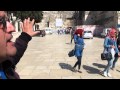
<box><xmin>74</xmin><ymin>35</ymin><xmax>84</xmax><ymax>57</ymax></box>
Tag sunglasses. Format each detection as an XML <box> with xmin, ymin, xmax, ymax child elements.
<box><xmin>0</xmin><ymin>16</ymin><xmax>7</xmax><ymax>29</ymax></box>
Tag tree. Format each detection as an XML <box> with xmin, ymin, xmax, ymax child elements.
<box><xmin>7</xmin><ymin>11</ymin><xmax>43</xmax><ymax>23</ymax></box>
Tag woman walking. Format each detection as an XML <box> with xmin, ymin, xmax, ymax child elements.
<box><xmin>102</xmin><ymin>29</ymin><xmax>120</xmax><ymax>77</ymax></box>
<box><xmin>111</xmin><ymin>32</ymin><xmax>120</xmax><ymax>70</ymax></box>
<box><xmin>72</xmin><ymin>29</ymin><xmax>85</xmax><ymax>73</ymax></box>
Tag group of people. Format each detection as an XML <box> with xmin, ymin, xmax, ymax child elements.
<box><xmin>57</xmin><ymin>29</ymin><xmax>64</xmax><ymax>35</ymax></box>
<box><xmin>57</xmin><ymin>28</ymin><xmax>72</xmax><ymax>35</ymax></box>
<box><xmin>0</xmin><ymin>11</ymin><xmax>39</xmax><ymax>79</ymax></box>
<box><xmin>70</xmin><ymin>27</ymin><xmax>120</xmax><ymax>77</ymax></box>
<box><xmin>0</xmin><ymin>10</ymin><xmax>120</xmax><ymax>79</ymax></box>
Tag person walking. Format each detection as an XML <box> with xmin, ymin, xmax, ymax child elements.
<box><xmin>72</xmin><ymin>29</ymin><xmax>85</xmax><ymax>73</ymax></box>
<box><xmin>111</xmin><ymin>32</ymin><xmax>120</xmax><ymax>70</ymax></box>
<box><xmin>70</xmin><ymin>28</ymin><xmax>75</xmax><ymax>44</ymax></box>
<box><xmin>102</xmin><ymin>29</ymin><xmax>120</xmax><ymax>77</ymax></box>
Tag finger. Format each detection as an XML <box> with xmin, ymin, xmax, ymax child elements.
<box><xmin>32</xmin><ymin>31</ymin><xmax>40</xmax><ymax>36</ymax></box>
<box><xmin>31</xmin><ymin>19</ymin><xmax>35</xmax><ymax>25</ymax></box>
<box><xmin>23</xmin><ymin>19</ymin><xmax>25</xmax><ymax>30</ymax></box>
<box><xmin>26</xmin><ymin>18</ymin><xmax>30</xmax><ymax>27</ymax></box>
<box><xmin>23</xmin><ymin>19</ymin><xmax>27</xmax><ymax>28</ymax></box>
<box><xmin>27</xmin><ymin>17</ymin><xmax>30</xmax><ymax>23</ymax></box>
<box><xmin>28</xmin><ymin>17</ymin><xmax>30</xmax><ymax>21</ymax></box>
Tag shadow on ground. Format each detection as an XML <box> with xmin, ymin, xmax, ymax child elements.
<box><xmin>59</xmin><ymin>63</ymin><xmax>73</xmax><ymax>71</ymax></box>
<box><xmin>83</xmin><ymin>65</ymin><xmax>101</xmax><ymax>74</ymax></box>
<box><xmin>116</xmin><ymin>69</ymin><xmax>120</xmax><ymax>72</ymax></box>
<box><xmin>93</xmin><ymin>63</ymin><xmax>106</xmax><ymax>68</ymax></box>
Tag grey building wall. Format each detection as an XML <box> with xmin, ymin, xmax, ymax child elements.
<box><xmin>83</xmin><ymin>11</ymin><xmax>118</xmax><ymax>29</ymax></box>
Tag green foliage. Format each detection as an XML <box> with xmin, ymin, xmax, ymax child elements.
<box><xmin>7</xmin><ymin>11</ymin><xmax>43</xmax><ymax>23</ymax></box>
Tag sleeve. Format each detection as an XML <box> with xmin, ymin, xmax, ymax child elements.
<box><xmin>10</xmin><ymin>32</ymin><xmax>32</xmax><ymax>65</ymax></box>
<box><xmin>74</xmin><ymin>34</ymin><xmax>77</xmax><ymax>44</ymax></box>
<box><xmin>115</xmin><ymin>41</ymin><xmax>119</xmax><ymax>53</ymax></box>
<box><xmin>104</xmin><ymin>37</ymin><xmax>111</xmax><ymax>48</ymax></box>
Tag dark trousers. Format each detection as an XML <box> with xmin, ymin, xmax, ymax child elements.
<box><xmin>73</xmin><ymin>56</ymin><xmax>82</xmax><ymax>70</ymax></box>
<box><xmin>112</xmin><ymin>56</ymin><xmax>119</xmax><ymax>68</ymax></box>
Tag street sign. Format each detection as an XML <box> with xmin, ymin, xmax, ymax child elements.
<box><xmin>56</xmin><ymin>19</ymin><xmax>63</xmax><ymax>27</ymax></box>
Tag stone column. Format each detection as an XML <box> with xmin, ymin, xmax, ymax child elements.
<box><xmin>15</xmin><ymin>21</ymin><xmax>18</xmax><ymax>32</ymax></box>
<box><xmin>19</xmin><ymin>21</ymin><xmax>23</xmax><ymax>32</ymax></box>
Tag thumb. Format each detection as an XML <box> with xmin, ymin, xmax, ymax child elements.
<box><xmin>32</xmin><ymin>31</ymin><xmax>40</xmax><ymax>36</ymax></box>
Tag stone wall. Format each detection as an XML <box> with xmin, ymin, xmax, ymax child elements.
<box><xmin>12</xmin><ymin>11</ymin><xmax>120</xmax><ymax>33</ymax></box>
<box><xmin>38</xmin><ymin>11</ymin><xmax>75</xmax><ymax>29</ymax></box>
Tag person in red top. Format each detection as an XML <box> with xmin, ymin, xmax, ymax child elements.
<box><xmin>101</xmin><ymin>28</ymin><xmax>120</xmax><ymax>77</ymax></box>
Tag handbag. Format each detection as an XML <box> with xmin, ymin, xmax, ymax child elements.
<box><xmin>101</xmin><ymin>52</ymin><xmax>112</xmax><ymax>60</ymax></box>
<box><xmin>68</xmin><ymin>49</ymin><xmax>75</xmax><ymax>57</ymax></box>
<box><xmin>101</xmin><ymin>48</ymin><xmax>112</xmax><ymax>60</ymax></box>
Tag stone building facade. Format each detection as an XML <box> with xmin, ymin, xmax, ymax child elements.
<box><xmin>37</xmin><ymin>11</ymin><xmax>75</xmax><ymax>30</ymax></box>
<box><xmin>11</xmin><ymin>11</ymin><xmax>120</xmax><ymax>32</ymax></box>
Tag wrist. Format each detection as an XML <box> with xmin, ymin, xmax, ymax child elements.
<box><xmin>19</xmin><ymin>32</ymin><xmax>32</xmax><ymax>43</ymax></box>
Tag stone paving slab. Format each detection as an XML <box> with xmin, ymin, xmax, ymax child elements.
<box><xmin>13</xmin><ymin>33</ymin><xmax>120</xmax><ymax>79</ymax></box>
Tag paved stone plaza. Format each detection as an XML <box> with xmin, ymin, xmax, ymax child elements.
<box><xmin>12</xmin><ymin>33</ymin><xmax>120</xmax><ymax>79</ymax></box>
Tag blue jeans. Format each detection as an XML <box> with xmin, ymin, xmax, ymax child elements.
<box><xmin>104</xmin><ymin>59</ymin><xmax>114</xmax><ymax>73</ymax></box>
<box><xmin>104</xmin><ymin>48</ymin><xmax>115</xmax><ymax>73</ymax></box>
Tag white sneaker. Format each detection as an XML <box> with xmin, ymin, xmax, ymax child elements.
<box><xmin>103</xmin><ymin>72</ymin><xmax>107</xmax><ymax>77</ymax></box>
<box><xmin>107</xmin><ymin>73</ymin><xmax>112</xmax><ymax>77</ymax></box>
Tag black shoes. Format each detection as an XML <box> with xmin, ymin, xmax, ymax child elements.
<box><xmin>78</xmin><ymin>70</ymin><xmax>82</xmax><ymax>73</ymax></box>
<box><xmin>71</xmin><ymin>67</ymin><xmax>82</xmax><ymax>73</ymax></box>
